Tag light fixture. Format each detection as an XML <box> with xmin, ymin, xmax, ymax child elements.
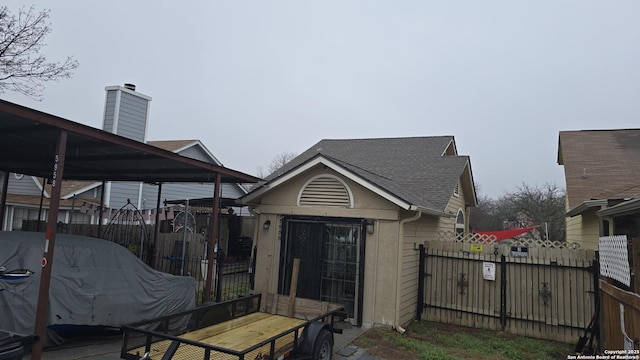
<box><xmin>263</xmin><ymin>220</ymin><xmax>271</xmax><ymax>230</ymax></box>
<box><xmin>366</xmin><ymin>220</ymin><xmax>375</xmax><ymax>235</ymax></box>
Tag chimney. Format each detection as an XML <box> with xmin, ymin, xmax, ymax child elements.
<box><xmin>102</xmin><ymin>84</ymin><xmax>152</xmax><ymax>142</ymax></box>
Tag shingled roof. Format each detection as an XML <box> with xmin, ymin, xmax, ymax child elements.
<box><xmin>255</xmin><ymin>136</ymin><xmax>475</xmax><ymax>213</ymax></box>
<box><xmin>558</xmin><ymin>129</ymin><xmax>640</xmax><ymax>210</ymax></box>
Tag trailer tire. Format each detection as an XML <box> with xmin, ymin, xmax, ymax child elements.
<box><xmin>293</xmin><ymin>322</ymin><xmax>333</xmax><ymax>360</ymax></box>
<box><xmin>312</xmin><ymin>329</ymin><xmax>333</xmax><ymax>360</ymax></box>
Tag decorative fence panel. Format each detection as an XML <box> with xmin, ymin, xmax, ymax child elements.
<box><xmin>419</xmin><ymin>237</ymin><xmax>597</xmax><ymax>343</ymax></box>
<box><xmin>598</xmin><ymin>235</ymin><xmax>639</xmax><ymax>351</ymax></box>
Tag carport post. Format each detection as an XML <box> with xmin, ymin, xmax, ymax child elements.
<box><xmin>204</xmin><ymin>174</ymin><xmax>221</xmax><ymax>302</ymax></box>
<box><xmin>0</xmin><ymin>171</ymin><xmax>8</xmax><ymax>230</ymax></box>
<box><xmin>31</xmin><ymin>130</ymin><xmax>67</xmax><ymax>360</ymax></box>
<box><xmin>152</xmin><ymin>182</ymin><xmax>163</xmax><ymax>266</ymax></box>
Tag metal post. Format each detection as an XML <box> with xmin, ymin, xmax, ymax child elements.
<box><xmin>204</xmin><ymin>174</ymin><xmax>221</xmax><ymax>302</ymax></box>
<box><xmin>0</xmin><ymin>171</ymin><xmax>8</xmax><ymax>230</ymax></box>
<box><xmin>216</xmin><ymin>250</ymin><xmax>224</xmax><ymax>303</ymax></box>
<box><xmin>181</xmin><ymin>199</ymin><xmax>189</xmax><ymax>276</ymax></box>
<box><xmin>500</xmin><ymin>254</ymin><xmax>507</xmax><ymax>331</ymax></box>
<box><xmin>416</xmin><ymin>244</ymin><xmax>425</xmax><ymax>320</ymax></box>
<box><xmin>151</xmin><ymin>182</ymin><xmax>163</xmax><ymax>267</ymax></box>
<box><xmin>32</xmin><ymin>130</ymin><xmax>67</xmax><ymax>360</ymax></box>
<box><xmin>97</xmin><ymin>180</ymin><xmax>106</xmax><ymax>238</ymax></box>
<box><xmin>37</xmin><ymin>177</ymin><xmax>46</xmax><ymax>231</ymax></box>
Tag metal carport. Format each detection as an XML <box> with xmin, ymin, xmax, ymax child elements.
<box><xmin>0</xmin><ymin>99</ymin><xmax>260</xmax><ymax>359</ymax></box>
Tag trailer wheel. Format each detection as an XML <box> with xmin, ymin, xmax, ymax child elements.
<box><xmin>312</xmin><ymin>329</ymin><xmax>333</xmax><ymax>360</ymax></box>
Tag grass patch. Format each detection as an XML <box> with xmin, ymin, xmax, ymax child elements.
<box><xmin>355</xmin><ymin>321</ymin><xmax>574</xmax><ymax>360</ymax></box>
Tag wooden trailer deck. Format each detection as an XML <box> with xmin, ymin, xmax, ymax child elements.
<box><xmin>132</xmin><ymin>312</ymin><xmax>307</xmax><ymax>360</ymax></box>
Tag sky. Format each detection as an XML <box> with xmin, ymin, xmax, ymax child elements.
<box><xmin>2</xmin><ymin>1</ymin><xmax>640</xmax><ymax>199</ymax></box>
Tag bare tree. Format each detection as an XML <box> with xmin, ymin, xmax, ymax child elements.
<box><xmin>470</xmin><ymin>183</ymin><xmax>566</xmax><ymax>241</ymax></box>
<box><xmin>257</xmin><ymin>151</ymin><xmax>298</xmax><ymax>178</ymax></box>
<box><xmin>0</xmin><ymin>6</ymin><xmax>79</xmax><ymax>100</ymax></box>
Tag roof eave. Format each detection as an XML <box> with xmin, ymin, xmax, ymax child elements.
<box><xmin>412</xmin><ymin>205</ymin><xmax>455</xmax><ymax>218</ymax></box>
<box><xmin>240</xmin><ymin>156</ymin><xmax>415</xmax><ymax>210</ymax></box>
<box><xmin>597</xmin><ymin>198</ymin><xmax>640</xmax><ymax>217</ymax></box>
<box><xmin>566</xmin><ymin>199</ymin><xmax>608</xmax><ymax>217</ymax></box>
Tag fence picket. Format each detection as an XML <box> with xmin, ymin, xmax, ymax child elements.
<box><xmin>421</xmin><ymin>238</ymin><xmax>595</xmax><ymax>343</ymax></box>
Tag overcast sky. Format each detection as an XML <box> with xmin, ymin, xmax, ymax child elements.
<box><xmin>2</xmin><ymin>1</ymin><xmax>639</xmax><ymax>198</ymax></box>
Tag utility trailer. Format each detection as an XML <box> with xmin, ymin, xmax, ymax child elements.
<box><xmin>120</xmin><ymin>293</ymin><xmax>347</xmax><ymax>360</ymax></box>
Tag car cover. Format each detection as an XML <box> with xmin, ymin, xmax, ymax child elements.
<box><xmin>0</xmin><ymin>231</ymin><xmax>195</xmax><ymax>346</ymax></box>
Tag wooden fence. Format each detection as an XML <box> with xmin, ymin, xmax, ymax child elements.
<box><xmin>598</xmin><ymin>235</ymin><xmax>640</xmax><ymax>351</ymax></box>
<box><xmin>600</xmin><ymin>280</ymin><xmax>640</xmax><ymax>351</ymax></box>
<box><xmin>418</xmin><ymin>239</ymin><xmax>597</xmax><ymax>343</ymax></box>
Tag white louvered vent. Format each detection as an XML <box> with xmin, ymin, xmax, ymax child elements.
<box><xmin>299</xmin><ymin>176</ymin><xmax>352</xmax><ymax>207</ymax></box>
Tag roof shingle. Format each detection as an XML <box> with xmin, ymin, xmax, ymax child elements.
<box><xmin>267</xmin><ymin>136</ymin><xmax>471</xmax><ymax>212</ymax></box>
<box><xmin>558</xmin><ymin>129</ymin><xmax>640</xmax><ymax>209</ymax></box>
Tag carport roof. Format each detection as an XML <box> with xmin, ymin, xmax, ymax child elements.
<box><xmin>0</xmin><ymin>100</ymin><xmax>260</xmax><ymax>184</ymax></box>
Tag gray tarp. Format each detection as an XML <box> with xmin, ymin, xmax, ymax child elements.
<box><xmin>0</xmin><ymin>231</ymin><xmax>195</xmax><ymax>346</ymax></box>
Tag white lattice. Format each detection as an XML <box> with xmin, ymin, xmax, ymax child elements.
<box><xmin>437</xmin><ymin>230</ymin><xmax>576</xmax><ymax>248</ymax></box>
<box><xmin>599</xmin><ymin>235</ymin><xmax>631</xmax><ymax>286</ymax></box>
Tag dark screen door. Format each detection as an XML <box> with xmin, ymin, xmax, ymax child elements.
<box><xmin>280</xmin><ymin>219</ymin><xmax>361</xmax><ymax>320</ymax></box>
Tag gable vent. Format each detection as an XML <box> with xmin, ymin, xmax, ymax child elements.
<box><xmin>299</xmin><ymin>176</ymin><xmax>352</xmax><ymax>207</ymax></box>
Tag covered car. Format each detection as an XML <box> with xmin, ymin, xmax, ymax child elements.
<box><xmin>0</xmin><ymin>231</ymin><xmax>195</xmax><ymax>346</ymax></box>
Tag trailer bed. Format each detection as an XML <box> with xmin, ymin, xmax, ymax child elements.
<box><xmin>121</xmin><ymin>294</ymin><xmax>345</xmax><ymax>360</ymax></box>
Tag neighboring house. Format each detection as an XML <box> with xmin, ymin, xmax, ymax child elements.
<box><xmin>240</xmin><ymin>136</ymin><xmax>477</xmax><ymax>329</ymax></box>
<box><xmin>557</xmin><ymin>129</ymin><xmax>640</xmax><ymax>249</ymax></box>
<box><xmin>0</xmin><ymin>175</ymin><xmax>98</xmax><ymax>230</ymax></box>
<box><xmin>1</xmin><ymin>85</ymin><xmax>248</xmax><ymax>232</ymax></box>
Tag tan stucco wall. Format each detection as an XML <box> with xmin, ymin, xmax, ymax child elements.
<box><xmin>251</xmin><ymin>166</ymin><xmax>470</xmax><ymax>328</ymax></box>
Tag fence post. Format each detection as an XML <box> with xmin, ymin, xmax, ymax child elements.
<box><xmin>416</xmin><ymin>244</ymin><xmax>425</xmax><ymax>320</ymax></box>
<box><xmin>215</xmin><ymin>251</ymin><xmax>225</xmax><ymax>303</ymax></box>
<box><xmin>592</xmin><ymin>252</ymin><xmax>601</xmax><ymax>353</ymax></box>
<box><xmin>500</xmin><ymin>254</ymin><xmax>507</xmax><ymax>331</ymax></box>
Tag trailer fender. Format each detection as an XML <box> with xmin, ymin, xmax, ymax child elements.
<box><xmin>292</xmin><ymin>321</ymin><xmax>334</xmax><ymax>359</ymax></box>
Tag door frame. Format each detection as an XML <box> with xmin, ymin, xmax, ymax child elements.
<box><xmin>278</xmin><ymin>215</ymin><xmax>366</xmax><ymax>326</ymax></box>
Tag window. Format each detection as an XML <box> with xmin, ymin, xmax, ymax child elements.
<box><xmin>455</xmin><ymin>209</ymin><xmax>465</xmax><ymax>240</ymax></box>
<box><xmin>12</xmin><ymin>208</ymin><xmax>44</xmax><ymax>230</ymax></box>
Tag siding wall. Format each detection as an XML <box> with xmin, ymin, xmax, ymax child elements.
<box><xmin>398</xmin><ymin>180</ymin><xmax>468</xmax><ymax>326</ymax></box>
<box><xmin>565</xmin><ymin>212</ymin><xmax>600</xmax><ymax>250</ymax></box>
<box><xmin>177</xmin><ymin>146</ymin><xmax>213</xmax><ymax>163</ymax></box>
<box><xmin>108</xmin><ymin>182</ymin><xmax>142</xmax><ymax>209</ymax></box>
<box><xmin>141</xmin><ymin>182</ymin><xmax>245</xmax><ymax>205</ymax></box>
<box><xmin>253</xmin><ymin>164</ymin><xmax>469</xmax><ymax>328</ymax></box>
<box><xmin>113</xmin><ymin>91</ymin><xmax>149</xmax><ymax>142</ymax></box>
<box><xmin>102</xmin><ymin>90</ymin><xmax>117</xmax><ymax>133</ymax></box>
<box><xmin>3</xmin><ymin>174</ymin><xmax>42</xmax><ymax>196</ymax></box>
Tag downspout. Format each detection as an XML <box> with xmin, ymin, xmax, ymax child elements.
<box><xmin>395</xmin><ymin>209</ymin><xmax>421</xmax><ymax>334</ymax></box>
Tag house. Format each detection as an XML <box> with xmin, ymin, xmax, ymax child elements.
<box><xmin>239</xmin><ymin>136</ymin><xmax>477</xmax><ymax>328</ymax></box>
<box><xmin>557</xmin><ymin>129</ymin><xmax>640</xmax><ymax>249</ymax></box>
<box><xmin>1</xmin><ymin>85</ymin><xmax>250</xmax><ymax>249</ymax></box>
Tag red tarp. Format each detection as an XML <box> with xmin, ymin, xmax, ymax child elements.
<box><xmin>475</xmin><ymin>226</ymin><xmax>539</xmax><ymax>241</ymax></box>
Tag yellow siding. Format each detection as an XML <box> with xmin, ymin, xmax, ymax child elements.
<box><xmin>398</xmin><ymin>184</ymin><xmax>469</xmax><ymax>326</ymax></box>
<box><xmin>565</xmin><ymin>211</ymin><xmax>600</xmax><ymax>250</ymax></box>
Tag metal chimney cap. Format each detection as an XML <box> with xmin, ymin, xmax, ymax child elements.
<box><xmin>124</xmin><ymin>83</ymin><xmax>136</xmax><ymax>91</ymax></box>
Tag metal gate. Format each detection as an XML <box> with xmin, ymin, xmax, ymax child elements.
<box><xmin>417</xmin><ymin>239</ymin><xmax>598</xmax><ymax>343</ymax></box>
